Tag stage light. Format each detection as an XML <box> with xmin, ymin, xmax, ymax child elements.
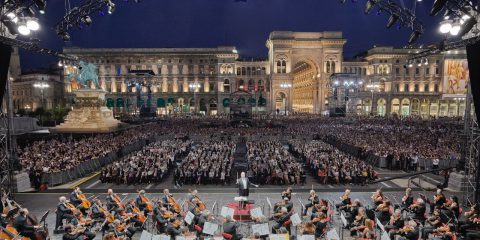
<box><xmin>18</xmin><ymin>25</ymin><xmax>31</xmax><ymax>35</ymax></box>
<box><xmin>364</xmin><ymin>0</ymin><xmax>375</xmax><ymax>14</ymax></box>
<box><xmin>6</xmin><ymin>12</ymin><xmax>16</xmax><ymax>19</ymax></box>
<box><xmin>386</xmin><ymin>14</ymin><xmax>399</xmax><ymax>28</ymax></box>
<box><xmin>58</xmin><ymin>61</ymin><xmax>63</xmax><ymax>67</ymax></box>
<box><xmin>439</xmin><ymin>20</ymin><xmax>452</xmax><ymax>33</ymax></box>
<box><xmin>33</xmin><ymin>0</ymin><xmax>47</xmax><ymax>14</ymax></box>
<box><xmin>450</xmin><ymin>21</ymin><xmax>461</xmax><ymax>36</ymax></box>
<box><xmin>1</xmin><ymin>19</ymin><xmax>19</xmax><ymax>35</ymax></box>
<box><xmin>430</xmin><ymin>0</ymin><xmax>448</xmax><ymax>16</ymax></box>
<box><xmin>107</xmin><ymin>1</ymin><xmax>116</xmax><ymax>14</ymax></box>
<box><xmin>408</xmin><ymin>30</ymin><xmax>421</xmax><ymax>44</ymax></box>
<box><xmin>458</xmin><ymin>17</ymin><xmax>477</xmax><ymax>36</ymax></box>
<box><xmin>82</xmin><ymin>15</ymin><xmax>92</xmax><ymax>26</ymax></box>
<box><xmin>424</xmin><ymin>59</ymin><xmax>429</xmax><ymax>65</ymax></box>
<box><xmin>26</xmin><ymin>19</ymin><xmax>40</xmax><ymax>31</ymax></box>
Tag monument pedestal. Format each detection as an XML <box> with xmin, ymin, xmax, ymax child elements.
<box><xmin>54</xmin><ymin>89</ymin><xmax>121</xmax><ymax>133</ymax></box>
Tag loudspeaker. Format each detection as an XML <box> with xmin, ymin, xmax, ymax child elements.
<box><xmin>0</xmin><ymin>44</ymin><xmax>12</xmax><ymax>108</ymax></box>
<box><xmin>467</xmin><ymin>41</ymin><xmax>480</xmax><ymax>120</ymax></box>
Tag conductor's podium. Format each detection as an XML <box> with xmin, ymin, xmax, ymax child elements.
<box><xmin>226</xmin><ymin>201</ymin><xmax>255</xmax><ymax>221</ymax></box>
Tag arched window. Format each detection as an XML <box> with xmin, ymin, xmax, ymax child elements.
<box><xmin>281</xmin><ymin>60</ymin><xmax>287</xmax><ymax>73</ymax></box>
<box><xmin>247</xmin><ymin>67</ymin><xmax>251</xmax><ymax>75</ymax></box>
<box><xmin>276</xmin><ymin>61</ymin><xmax>282</xmax><ymax>74</ymax></box>
<box><xmin>258</xmin><ymin>80</ymin><xmax>264</xmax><ymax>92</ymax></box>
<box><xmin>224</xmin><ymin>79</ymin><xmax>230</xmax><ymax>93</ymax></box>
<box><xmin>326</xmin><ymin>61</ymin><xmax>331</xmax><ymax>74</ymax></box>
<box><xmin>252</xmin><ymin>67</ymin><xmax>257</xmax><ymax>75</ymax></box>
<box><xmin>248</xmin><ymin>79</ymin><xmax>255</xmax><ymax>91</ymax></box>
<box><xmin>241</xmin><ymin>67</ymin><xmax>246</xmax><ymax>75</ymax></box>
<box><xmin>261</xmin><ymin>67</ymin><xmax>266</xmax><ymax>74</ymax></box>
<box><xmin>236</xmin><ymin>67</ymin><xmax>241</xmax><ymax>76</ymax></box>
<box><xmin>331</xmin><ymin>61</ymin><xmax>336</xmax><ymax>73</ymax></box>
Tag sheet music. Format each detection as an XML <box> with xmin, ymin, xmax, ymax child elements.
<box><xmin>269</xmin><ymin>234</ymin><xmax>288</xmax><ymax>240</ymax></box>
<box><xmin>298</xmin><ymin>235</ymin><xmax>315</xmax><ymax>240</ymax></box>
<box><xmin>202</xmin><ymin>222</ymin><xmax>219</xmax><ymax>235</ymax></box>
<box><xmin>290</xmin><ymin>213</ymin><xmax>302</xmax><ymax>227</ymax></box>
<box><xmin>140</xmin><ymin>231</ymin><xmax>153</xmax><ymax>240</ymax></box>
<box><xmin>326</xmin><ymin>229</ymin><xmax>340</xmax><ymax>240</ymax></box>
<box><xmin>221</xmin><ymin>206</ymin><xmax>235</xmax><ymax>218</ymax></box>
<box><xmin>376</xmin><ymin>217</ymin><xmax>385</xmax><ymax>232</ymax></box>
<box><xmin>184</xmin><ymin>211</ymin><xmax>195</xmax><ymax>225</ymax></box>
<box><xmin>381</xmin><ymin>231</ymin><xmax>390</xmax><ymax>240</ymax></box>
<box><xmin>340</xmin><ymin>212</ymin><xmax>348</xmax><ymax>227</ymax></box>
<box><xmin>250</xmin><ymin>207</ymin><xmax>264</xmax><ymax>218</ymax></box>
<box><xmin>251</xmin><ymin>223</ymin><xmax>269</xmax><ymax>236</ymax></box>
<box><xmin>234</xmin><ymin>196</ymin><xmax>247</xmax><ymax>202</ymax></box>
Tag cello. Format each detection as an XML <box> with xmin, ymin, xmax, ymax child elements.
<box><xmin>25</xmin><ymin>213</ymin><xmax>49</xmax><ymax>240</ymax></box>
<box><xmin>167</xmin><ymin>195</ymin><xmax>181</xmax><ymax>214</ymax></box>
<box><xmin>76</xmin><ymin>193</ymin><xmax>91</xmax><ymax>209</ymax></box>
<box><xmin>0</xmin><ymin>224</ymin><xmax>29</xmax><ymax>240</ymax></box>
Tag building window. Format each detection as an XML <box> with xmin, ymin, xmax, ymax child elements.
<box><xmin>248</xmin><ymin>79</ymin><xmax>255</xmax><ymax>91</ymax></box>
<box><xmin>404</xmin><ymin>84</ymin><xmax>409</xmax><ymax>92</ymax></box>
<box><xmin>395</xmin><ymin>84</ymin><xmax>400</xmax><ymax>92</ymax></box>
<box><xmin>426</xmin><ymin>68</ymin><xmax>430</xmax><ymax>75</ymax></box>
<box><xmin>434</xmin><ymin>83</ymin><xmax>439</xmax><ymax>92</ymax></box>
<box><xmin>258</xmin><ymin>79</ymin><xmax>264</xmax><ymax>92</ymax></box>
<box><xmin>238</xmin><ymin>79</ymin><xmax>245</xmax><ymax>90</ymax></box>
<box><xmin>415</xmin><ymin>68</ymin><xmax>420</xmax><ymax>75</ymax></box>
<box><xmin>277</xmin><ymin>60</ymin><xmax>287</xmax><ymax>74</ymax></box>
<box><xmin>241</xmin><ymin>67</ymin><xmax>246</xmax><ymax>75</ymax></box>
<box><xmin>396</xmin><ymin>59</ymin><xmax>400</xmax><ymax>63</ymax></box>
<box><xmin>414</xmin><ymin>84</ymin><xmax>419</xmax><ymax>92</ymax></box>
<box><xmin>224</xmin><ymin>79</ymin><xmax>230</xmax><ymax>93</ymax></box>
<box><xmin>405</xmin><ymin>68</ymin><xmax>409</xmax><ymax>75</ymax></box>
<box><xmin>395</xmin><ymin>68</ymin><xmax>400</xmax><ymax>75</ymax></box>
<box><xmin>247</xmin><ymin>67</ymin><xmax>251</xmax><ymax>75</ymax></box>
<box><xmin>237</xmin><ymin>67</ymin><xmax>241</xmax><ymax>76</ymax></box>
<box><xmin>435</xmin><ymin>67</ymin><xmax>440</xmax><ymax>75</ymax></box>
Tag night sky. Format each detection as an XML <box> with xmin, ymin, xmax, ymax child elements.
<box><xmin>20</xmin><ymin>0</ymin><xmax>446</xmax><ymax>70</ymax></box>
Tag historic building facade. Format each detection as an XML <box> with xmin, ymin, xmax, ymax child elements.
<box><xmin>60</xmin><ymin>31</ymin><xmax>468</xmax><ymax>117</ymax></box>
<box><xmin>12</xmin><ymin>68</ymin><xmax>65</xmax><ymax>111</ymax></box>
<box><xmin>343</xmin><ymin>47</ymin><xmax>468</xmax><ymax>117</ymax></box>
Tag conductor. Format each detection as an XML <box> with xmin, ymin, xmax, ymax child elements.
<box><xmin>236</xmin><ymin>172</ymin><xmax>259</xmax><ymax>208</ymax></box>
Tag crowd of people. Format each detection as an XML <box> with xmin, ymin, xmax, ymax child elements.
<box><xmin>246</xmin><ymin>141</ymin><xmax>306</xmax><ymax>185</ymax></box>
<box><xmin>99</xmin><ymin>139</ymin><xmax>192</xmax><ymax>185</ymax></box>
<box><xmin>292</xmin><ymin>140</ymin><xmax>378</xmax><ymax>185</ymax></box>
<box><xmin>174</xmin><ymin>141</ymin><xmax>236</xmax><ymax>185</ymax></box>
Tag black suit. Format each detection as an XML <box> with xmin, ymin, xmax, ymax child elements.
<box><xmin>13</xmin><ymin>215</ymin><xmax>36</xmax><ymax>239</ymax></box>
<box><xmin>237</xmin><ymin>177</ymin><xmax>254</xmax><ymax>208</ymax></box>
<box><xmin>56</xmin><ymin>203</ymin><xmax>74</xmax><ymax>230</ymax></box>
<box><xmin>223</xmin><ymin>221</ymin><xmax>242</xmax><ymax>240</ymax></box>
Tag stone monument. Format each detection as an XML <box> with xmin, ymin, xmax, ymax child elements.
<box><xmin>54</xmin><ymin>61</ymin><xmax>121</xmax><ymax>133</ymax></box>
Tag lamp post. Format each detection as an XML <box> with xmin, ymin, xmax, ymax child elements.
<box><xmin>189</xmin><ymin>83</ymin><xmax>200</xmax><ymax>113</ymax></box>
<box><xmin>33</xmin><ymin>82</ymin><xmax>50</xmax><ymax>109</ymax></box>
<box><xmin>280</xmin><ymin>83</ymin><xmax>292</xmax><ymax>115</ymax></box>
<box><xmin>366</xmin><ymin>83</ymin><xmax>380</xmax><ymax>115</ymax></box>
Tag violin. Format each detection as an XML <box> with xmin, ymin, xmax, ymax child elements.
<box><xmin>167</xmin><ymin>195</ymin><xmax>181</xmax><ymax>214</ymax></box>
<box><xmin>390</xmin><ymin>215</ymin><xmax>401</xmax><ymax>225</ymax></box>
<box><xmin>399</xmin><ymin>225</ymin><xmax>414</xmax><ymax>233</ymax></box>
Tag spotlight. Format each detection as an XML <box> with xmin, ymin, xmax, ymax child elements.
<box><xmin>6</xmin><ymin>12</ymin><xmax>16</xmax><ymax>19</ymax></box>
<box><xmin>18</xmin><ymin>24</ymin><xmax>31</xmax><ymax>35</ymax></box>
<box><xmin>450</xmin><ymin>21</ymin><xmax>461</xmax><ymax>36</ymax></box>
<box><xmin>430</xmin><ymin>0</ymin><xmax>448</xmax><ymax>16</ymax></box>
<box><xmin>458</xmin><ymin>17</ymin><xmax>477</xmax><ymax>36</ymax></box>
<box><xmin>33</xmin><ymin>0</ymin><xmax>47</xmax><ymax>14</ymax></box>
<box><xmin>439</xmin><ymin>20</ymin><xmax>452</xmax><ymax>33</ymax></box>
<box><xmin>58</xmin><ymin>61</ymin><xmax>63</xmax><ymax>67</ymax></box>
<box><xmin>408</xmin><ymin>30</ymin><xmax>421</xmax><ymax>44</ymax></box>
<box><xmin>386</xmin><ymin>14</ymin><xmax>399</xmax><ymax>28</ymax></box>
<box><xmin>1</xmin><ymin>19</ymin><xmax>19</xmax><ymax>35</ymax></box>
<box><xmin>424</xmin><ymin>59</ymin><xmax>429</xmax><ymax>65</ymax></box>
<box><xmin>26</xmin><ymin>19</ymin><xmax>40</xmax><ymax>31</ymax></box>
<box><xmin>81</xmin><ymin>15</ymin><xmax>92</xmax><ymax>26</ymax></box>
<box><xmin>364</xmin><ymin>0</ymin><xmax>376</xmax><ymax>14</ymax></box>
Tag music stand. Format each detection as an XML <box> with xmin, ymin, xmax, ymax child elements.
<box><xmin>39</xmin><ymin>210</ymin><xmax>49</xmax><ymax>227</ymax></box>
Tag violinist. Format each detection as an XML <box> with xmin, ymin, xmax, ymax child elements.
<box><xmin>313</xmin><ymin>212</ymin><xmax>328</xmax><ymax>239</ymax></box>
<box><xmin>188</xmin><ymin>198</ymin><xmax>202</xmax><ymax>219</ymax></box>
<box><xmin>421</xmin><ymin>209</ymin><xmax>442</xmax><ymax>240</ymax></box>
<box><xmin>385</xmin><ymin>209</ymin><xmax>404</xmax><ymax>239</ymax></box>
<box><xmin>69</xmin><ymin>212</ymin><xmax>96</xmax><ymax>240</ymax></box>
<box><xmin>375</xmin><ymin>200</ymin><xmax>391</xmax><ymax>225</ymax></box>
<box><xmin>409</xmin><ymin>198</ymin><xmax>426</xmax><ymax>224</ymax></box>
<box><xmin>300</xmin><ymin>222</ymin><xmax>315</xmax><ymax>235</ymax></box>
<box><xmin>165</xmin><ymin>218</ymin><xmax>183</xmax><ymax>239</ymax></box>
<box><xmin>371</xmin><ymin>189</ymin><xmax>384</xmax><ymax>207</ymax></box>
<box><xmin>398</xmin><ymin>188</ymin><xmax>413</xmax><ymax>211</ymax></box>
<box><xmin>443</xmin><ymin>196</ymin><xmax>460</xmax><ymax>220</ymax></box>
<box><xmin>432</xmin><ymin>224</ymin><xmax>455</xmax><ymax>240</ymax></box>
<box><xmin>13</xmin><ymin>208</ymin><xmax>40</xmax><ymax>240</ymax></box>
<box><xmin>458</xmin><ymin>205</ymin><xmax>478</xmax><ymax>236</ymax></box>
<box><xmin>312</xmin><ymin>199</ymin><xmax>329</xmax><ymax>220</ymax></box>
<box><xmin>189</xmin><ymin>190</ymin><xmax>206</xmax><ymax>212</ymax></box>
<box><xmin>281</xmin><ymin>187</ymin><xmax>292</xmax><ymax>201</ymax></box>
<box><xmin>55</xmin><ymin>196</ymin><xmax>75</xmax><ymax>231</ymax></box>
<box><xmin>396</xmin><ymin>220</ymin><xmax>419</xmax><ymax>240</ymax></box>
<box><xmin>303</xmin><ymin>190</ymin><xmax>319</xmax><ymax>216</ymax></box>
<box><xmin>350</xmin><ymin>207</ymin><xmax>366</xmax><ymax>237</ymax></box>
<box><xmin>429</xmin><ymin>188</ymin><xmax>446</xmax><ymax>214</ymax></box>
<box><xmin>70</xmin><ymin>187</ymin><xmax>88</xmax><ymax>215</ymax></box>
<box><xmin>271</xmin><ymin>207</ymin><xmax>290</xmax><ymax>234</ymax></box>
<box><xmin>108</xmin><ymin>219</ymin><xmax>136</xmax><ymax>239</ymax></box>
<box><xmin>90</xmin><ymin>199</ymin><xmax>106</xmax><ymax>220</ymax></box>
<box><xmin>124</xmin><ymin>201</ymin><xmax>144</xmax><ymax>228</ymax></box>
<box><xmin>62</xmin><ymin>224</ymin><xmax>88</xmax><ymax>240</ymax></box>
<box><xmin>115</xmin><ymin>207</ymin><xmax>141</xmax><ymax>230</ymax></box>
<box><xmin>274</xmin><ymin>198</ymin><xmax>293</xmax><ymax>213</ymax></box>
<box><xmin>197</xmin><ymin>211</ymin><xmax>215</xmax><ymax>237</ymax></box>
<box><xmin>345</xmin><ymin>199</ymin><xmax>362</xmax><ymax>226</ymax></box>
<box><xmin>223</xmin><ymin>215</ymin><xmax>242</xmax><ymax>240</ymax></box>
<box><xmin>336</xmin><ymin>189</ymin><xmax>351</xmax><ymax>211</ymax></box>
<box><xmin>153</xmin><ymin>207</ymin><xmax>169</xmax><ymax>234</ymax></box>
<box><xmin>354</xmin><ymin>218</ymin><xmax>374</xmax><ymax>240</ymax></box>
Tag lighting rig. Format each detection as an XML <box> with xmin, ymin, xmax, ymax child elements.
<box><xmin>339</xmin><ymin>0</ymin><xmax>425</xmax><ymax>44</ymax></box>
<box><xmin>432</xmin><ymin>0</ymin><xmax>479</xmax><ymax>38</ymax></box>
<box><xmin>0</xmin><ymin>0</ymin><xmax>46</xmax><ymax>36</ymax></box>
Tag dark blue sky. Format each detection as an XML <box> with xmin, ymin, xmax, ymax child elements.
<box><xmin>20</xmin><ymin>0</ymin><xmax>445</xmax><ymax>70</ymax></box>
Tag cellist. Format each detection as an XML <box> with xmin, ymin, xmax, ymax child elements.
<box><xmin>69</xmin><ymin>187</ymin><xmax>89</xmax><ymax>215</ymax></box>
<box><xmin>55</xmin><ymin>196</ymin><xmax>75</xmax><ymax>231</ymax></box>
<box><xmin>162</xmin><ymin>189</ymin><xmax>180</xmax><ymax>214</ymax></box>
<box><xmin>106</xmin><ymin>189</ymin><xmax>123</xmax><ymax>213</ymax></box>
<box><xmin>136</xmin><ymin>190</ymin><xmax>153</xmax><ymax>214</ymax></box>
<box><xmin>13</xmin><ymin>208</ymin><xmax>40</xmax><ymax>239</ymax></box>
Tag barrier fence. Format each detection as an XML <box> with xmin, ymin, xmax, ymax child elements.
<box><xmin>40</xmin><ymin>135</ymin><xmax>163</xmax><ymax>187</ymax></box>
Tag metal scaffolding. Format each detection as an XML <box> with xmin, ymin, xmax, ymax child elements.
<box><xmin>463</xmin><ymin>83</ymin><xmax>479</xmax><ymax>206</ymax></box>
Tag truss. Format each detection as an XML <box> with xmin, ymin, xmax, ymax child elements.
<box><xmin>463</xmin><ymin>83</ymin><xmax>479</xmax><ymax>206</ymax></box>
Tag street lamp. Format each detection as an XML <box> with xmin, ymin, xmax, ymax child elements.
<box><xmin>366</xmin><ymin>83</ymin><xmax>380</xmax><ymax>115</ymax></box>
<box><xmin>280</xmin><ymin>83</ymin><xmax>292</xmax><ymax>115</ymax></box>
<box><xmin>33</xmin><ymin>82</ymin><xmax>50</xmax><ymax>109</ymax></box>
<box><xmin>189</xmin><ymin>83</ymin><xmax>201</xmax><ymax>113</ymax></box>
